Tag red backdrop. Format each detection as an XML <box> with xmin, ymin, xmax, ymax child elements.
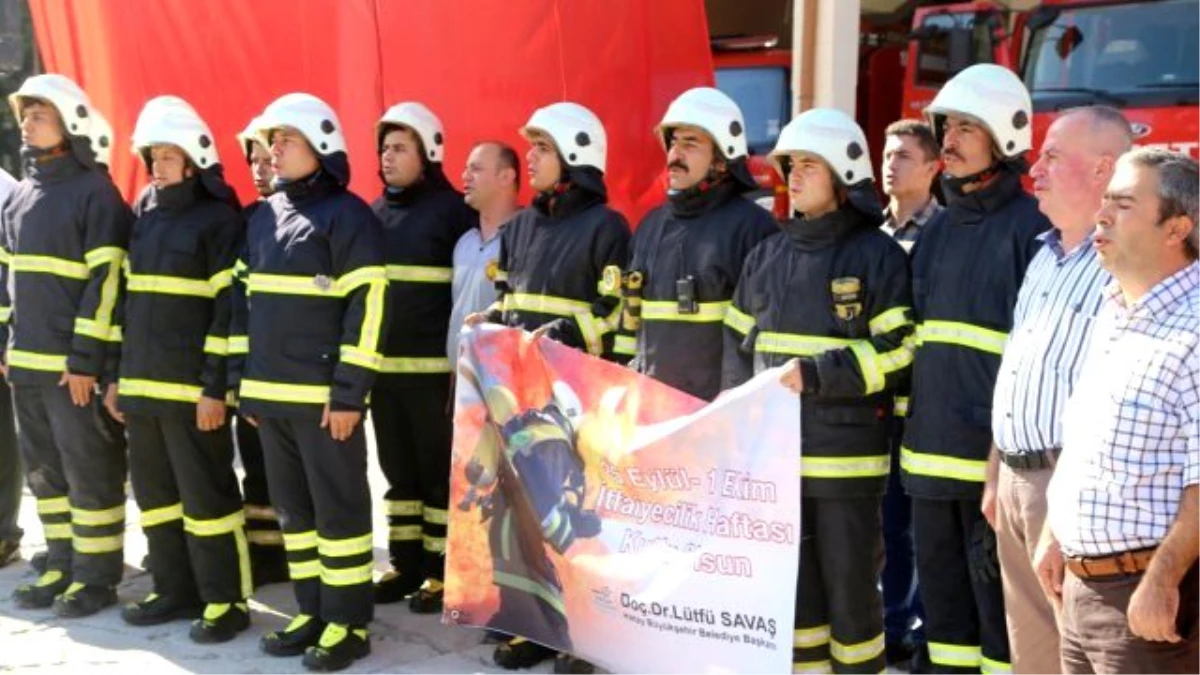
<box><xmin>27</xmin><ymin>0</ymin><xmax>713</xmax><ymax>224</ymax></box>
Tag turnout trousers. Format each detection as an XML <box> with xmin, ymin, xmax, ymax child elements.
<box><xmin>793</xmin><ymin>496</ymin><xmax>886</xmax><ymax>674</ymax></box>
<box><xmin>126</xmin><ymin>413</ymin><xmax>250</xmax><ymax>603</ymax></box>
<box><xmin>14</xmin><ymin>384</ymin><xmax>126</xmax><ymax>586</ymax></box>
<box><xmin>258</xmin><ymin>414</ymin><xmax>374</xmax><ymax>626</ymax></box>
<box><xmin>370</xmin><ymin>381</ymin><xmax>452</xmax><ymax>582</ymax></box>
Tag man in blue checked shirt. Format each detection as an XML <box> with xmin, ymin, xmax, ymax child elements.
<box><xmin>1038</xmin><ymin>148</ymin><xmax>1199</xmax><ymax>674</ymax></box>
<box><xmin>986</xmin><ymin>106</ymin><xmax>1132</xmax><ymax>674</ymax></box>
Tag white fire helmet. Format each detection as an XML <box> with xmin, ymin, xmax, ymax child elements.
<box><xmin>131</xmin><ymin>95</ymin><xmax>219</xmax><ymax>170</ymax></box>
<box><xmin>769</xmin><ymin>107</ymin><xmax>874</xmax><ymax>186</ymax></box>
<box><xmin>376</xmin><ymin>102</ymin><xmax>446</xmax><ymax>163</ymax></box>
<box><xmin>254</xmin><ymin>93</ymin><xmax>347</xmax><ymax>157</ymax></box>
<box><xmin>8</xmin><ymin>73</ymin><xmax>96</xmax><ymax>138</ymax></box>
<box><xmin>924</xmin><ymin>63</ymin><xmax>1033</xmax><ymax>159</ymax></box>
<box><xmin>656</xmin><ymin>86</ymin><xmax>748</xmax><ymax>161</ymax></box>
<box><xmin>520</xmin><ymin>102</ymin><xmax>607</xmax><ymax>173</ymax></box>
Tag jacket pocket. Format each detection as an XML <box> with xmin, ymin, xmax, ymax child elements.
<box><xmin>282</xmin><ymin>336</ymin><xmax>337</xmax><ymax>366</ymax></box>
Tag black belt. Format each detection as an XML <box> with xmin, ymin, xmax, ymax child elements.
<box><xmin>1000</xmin><ymin>448</ymin><xmax>1060</xmax><ymax>471</ymax></box>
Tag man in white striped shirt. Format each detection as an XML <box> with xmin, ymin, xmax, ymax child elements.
<box><xmin>987</xmin><ymin>106</ymin><xmax>1132</xmax><ymax>673</ymax></box>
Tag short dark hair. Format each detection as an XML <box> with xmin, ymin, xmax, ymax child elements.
<box><xmin>885</xmin><ymin>119</ymin><xmax>939</xmax><ymax>162</ymax></box>
<box><xmin>1123</xmin><ymin>147</ymin><xmax>1199</xmax><ymax>260</ymax></box>
<box><xmin>475</xmin><ymin>140</ymin><xmax>520</xmax><ymax>193</ymax></box>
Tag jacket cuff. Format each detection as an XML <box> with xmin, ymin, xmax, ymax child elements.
<box><xmin>799</xmin><ymin>357</ymin><xmax>821</xmax><ymax>395</ymax></box>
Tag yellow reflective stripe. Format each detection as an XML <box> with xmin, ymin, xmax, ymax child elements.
<box><xmin>918</xmin><ymin>320</ymin><xmax>1007</xmax><ymax>355</ymax></box>
<box><xmin>108</xmin><ymin>325</ymin><xmax>123</xmax><ymax>343</ymax></box>
<box><xmin>74</xmin><ymin>317</ymin><xmax>117</xmax><ymax>341</ymax></box>
<box><xmin>792</xmin><ymin>660</ymin><xmax>833</xmax><ymax>674</ymax></box>
<box><xmin>85</xmin><ymin>246</ymin><xmax>124</xmax><ymax>268</ymax></box>
<box><xmin>494</xmin><ymin>269</ymin><xmax>509</xmax><ymax>283</ymax></box>
<box><xmin>126</xmin><ymin>273</ymin><xmax>215</xmax><ymax>297</ymax></box>
<box><xmin>849</xmin><ymin>341</ymin><xmax>886</xmax><ymax>394</ymax></box>
<box><xmin>289</xmin><ymin>560</ymin><xmax>320</xmax><ymax>579</ymax></box>
<box><xmin>247</xmin><ymin>273</ymin><xmax>336</xmax><ymax>297</ymax></box>
<box><xmin>119</xmin><ymin>379</ymin><xmax>204</xmax><ymax>404</ymax></box>
<box><xmin>800</xmin><ymin>455</ymin><xmax>890</xmax><ymax>479</ymax></box>
<box><xmin>641</xmin><ymin>300</ymin><xmax>730</xmax><ymax>323</ymax></box>
<box><xmin>378</xmin><ymin>356</ymin><xmax>452</xmax><ymax>374</ymax></box>
<box><xmin>0</xmin><ymin>306</ymin><xmax>10</xmax><ymax>323</ymax></box>
<box><xmin>317</xmin><ymin>533</ymin><xmax>373</xmax><ymax>557</ymax></box>
<box><xmin>73</xmin><ymin>534</ymin><xmax>123</xmax><ymax>553</ymax></box>
<box><xmin>140</xmin><ymin>503</ymin><xmax>184</xmax><ymax>528</ymax></box>
<box><xmin>233</xmin><ymin>259</ymin><xmax>248</xmax><ymax>276</ymax></box>
<box><xmin>928</xmin><ymin>642</ymin><xmax>982</xmax><ymax>668</ymax></box>
<box><xmin>320</xmin><ymin>562</ymin><xmax>373</xmax><ymax>586</ymax></box>
<box><xmin>239</xmin><ymin>379</ymin><xmax>329</xmax><ymax>405</ymax></box>
<box><xmin>613</xmin><ymin>334</ymin><xmax>637</xmax><ymax>356</ymax></box>
<box><xmin>337</xmin><ymin>265</ymin><xmax>387</xmax><ymax>294</ymax></box>
<box><xmin>94</xmin><ymin>255</ymin><xmax>122</xmax><ymax>330</ymax></box>
<box><xmin>243</xmin><ymin>504</ymin><xmax>275</xmax><ymax>520</ymax></box>
<box><xmin>233</xmin><ymin>526</ymin><xmax>253</xmax><ymax>599</ymax></box>
<box><xmin>386</xmin><ymin>500</ymin><xmax>423</xmax><ymax>517</ymax></box>
<box><xmin>901</xmin><ymin>447</ymin><xmax>988</xmax><ymax>482</ymax></box>
<box><xmin>493</xmin><ymin>570</ymin><xmax>565</xmax><ymax>615</ymax></box>
<box><xmin>423</xmin><ymin>535</ymin><xmax>446</xmax><ymax>553</ymax></box>
<box><xmin>44</xmin><ymin>523</ymin><xmax>72</xmax><ymax>540</ymax></box>
<box><xmin>71</xmin><ymin>504</ymin><xmax>125</xmax><ymax>527</ymax></box>
<box><xmin>388</xmin><ymin>525</ymin><xmax>422</xmax><ymax>541</ymax></box>
<box><xmin>502</xmin><ymin>292</ymin><xmax>591</xmax><ymax>317</ymax></box>
<box><xmin>208</xmin><ymin>268</ymin><xmax>234</xmax><ymax>293</ymax></box>
<box><xmin>386</xmin><ymin>265</ymin><xmax>453</xmax><ymax>283</ymax></box>
<box><xmin>38</xmin><ymin>497</ymin><xmax>71</xmax><ymax>515</ymax></box>
<box><xmin>894</xmin><ymin>396</ymin><xmax>910</xmax><ymax>417</ymax></box>
<box><xmin>423</xmin><ymin>506</ymin><xmax>448</xmax><ymax>525</ymax></box>
<box><xmin>7</xmin><ymin>350</ymin><xmax>67</xmax><ymax>372</ymax></box>
<box><xmin>227</xmin><ymin>335</ymin><xmax>249</xmax><ymax>355</ymax></box>
<box><xmin>11</xmin><ymin>255</ymin><xmax>89</xmax><ymax>279</ymax></box>
<box><xmin>830</xmin><ymin>633</ymin><xmax>885</xmax><ymax>665</ymax></box>
<box><xmin>575</xmin><ymin>312</ymin><xmax>604</xmax><ymax>356</ymax></box>
<box><xmin>204</xmin><ymin>336</ymin><xmax>229</xmax><ymax>356</ymax></box>
<box><xmin>339</xmin><ymin>345</ymin><xmax>382</xmax><ymax>371</ymax></box>
<box><xmin>981</xmin><ymin>657</ymin><xmax>1013</xmax><ymax>674</ymax></box>
<box><xmin>184</xmin><ymin>511</ymin><xmax>245</xmax><ymax>537</ymax></box>
<box><xmin>283</xmin><ymin>530</ymin><xmax>318</xmax><ymax>552</ymax></box>
<box><xmin>247</xmin><ymin>530</ymin><xmax>284</xmax><ymax>546</ymax></box>
<box><xmin>724</xmin><ymin>304</ymin><xmax>755</xmax><ymax>335</ymax></box>
<box><xmin>868</xmin><ymin>306</ymin><xmax>911</xmax><ymax>336</ymax></box>
<box><xmin>757</xmin><ymin>332</ymin><xmax>854</xmax><ymax>356</ymax></box>
<box><xmin>793</xmin><ymin>625</ymin><xmax>831</xmax><ymax>648</ymax></box>
<box><xmin>0</xmin><ymin>248</ymin><xmax>10</xmax><ymax>264</ymax></box>
<box><xmin>356</xmin><ymin>280</ymin><xmax>387</xmax><ymax>356</ymax></box>
<box><xmin>878</xmin><ymin>343</ymin><xmax>914</xmax><ymax>374</ymax></box>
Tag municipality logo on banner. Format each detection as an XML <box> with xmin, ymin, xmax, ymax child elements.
<box><xmin>445</xmin><ymin>326</ymin><xmax>801</xmax><ymax>674</ymax></box>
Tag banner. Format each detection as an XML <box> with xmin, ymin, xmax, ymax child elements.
<box><xmin>445</xmin><ymin>327</ymin><xmax>800</xmax><ymax>674</ymax></box>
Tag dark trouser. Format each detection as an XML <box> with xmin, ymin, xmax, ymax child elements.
<box><xmin>14</xmin><ymin>384</ymin><xmax>126</xmax><ymax>586</ymax></box>
<box><xmin>0</xmin><ymin>383</ymin><xmax>23</xmax><ymax>542</ymax></box>
<box><xmin>371</xmin><ymin>382</ymin><xmax>452</xmax><ymax>581</ymax></box>
<box><xmin>235</xmin><ymin>417</ymin><xmax>284</xmax><ymax>559</ymax></box>
<box><xmin>794</xmin><ymin>496</ymin><xmax>886</xmax><ymax>674</ymax></box>
<box><xmin>1061</xmin><ymin>562</ymin><xmax>1198</xmax><ymax>674</ymax></box>
<box><xmin>914</xmin><ymin>497</ymin><xmax>1010</xmax><ymax>673</ymax></box>
<box><xmin>126</xmin><ymin>414</ymin><xmax>249</xmax><ymax>603</ymax></box>
<box><xmin>883</xmin><ymin>422</ymin><xmax>924</xmax><ymax>647</ymax></box>
<box><xmin>258</xmin><ymin>414</ymin><xmax>374</xmax><ymax>626</ymax></box>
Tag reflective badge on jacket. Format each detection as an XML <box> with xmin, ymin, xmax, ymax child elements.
<box><xmin>831</xmin><ymin>277</ymin><xmax>863</xmax><ymax>321</ymax></box>
<box><xmin>485</xmin><ymin>259</ymin><xmax>500</xmax><ymax>282</ymax></box>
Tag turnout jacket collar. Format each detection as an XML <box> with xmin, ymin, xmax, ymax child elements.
<box><xmin>152</xmin><ymin>175</ymin><xmax>203</xmax><ymax>212</ymax></box>
<box><xmin>668</xmin><ymin>174</ymin><xmax>740</xmax><ymax>219</ymax></box>
<box><xmin>381</xmin><ymin>162</ymin><xmax>455</xmax><ymax>208</ymax></box>
<box><xmin>532</xmin><ymin>182</ymin><xmax>606</xmax><ymax>220</ymax></box>
<box><xmin>20</xmin><ymin>144</ymin><xmax>87</xmax><ymax>184</ymax></box>
<box><xmin>941</xmin><ymin>167</ymin><xmax>1024</xmax><ymax>224</ymax></box>
<box><xmin>279</xmin><ymin>168</ymin><xmax>342</xmax><ymax>204</ymax></box>
<box><xmin>781</xmin><ymin>205</ymin><xmax>870</xmax><ymax>252</ymax></box>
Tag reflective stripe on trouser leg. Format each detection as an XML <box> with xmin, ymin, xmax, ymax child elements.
<box><xmin>13</xmin><ymin>386</ymin><xmax>76</xmax><ymax>573</ymax></box>
<box><xmin>371</xmin><ymin>387</ymin><xmax>422</xmax><ymax>576</ymax></box>
<box><xmin>126</xmin><ymin>414</ymin><xmax>197</xmax><ymax>600</ymax></box>
<box><xmin>795</xmin><ymin>497</ymin><xmax>832</xmax><ymax>673</ymax></box>
<box><xmin>812</xmin><ymin>497</ymin><xmax>886</xmax><ymax>674</ymax></box>
<box><xmin>236</xmin><ymin>417</ymin><xmax>283</xmax><ymax>551</ymax></box>
<box><xmin>256</xmin><ymin>417</ymin><xmax>321</xmax><ymax>616</ymax></box>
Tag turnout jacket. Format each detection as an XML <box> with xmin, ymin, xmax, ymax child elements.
<box><xmin>231</xmin><ymin>170</ymin><xmax>389</xmax><ymax>417</ymax></box>
<box><xmin>0</xmin><ymin>146</ymin><xmax>132</xmax><ymax>384</ymax></box>
<box><xmin>114</xmin><ymin>175</ymin><xmax>242</xmax><ymax>417</ymax></box>
<box><xmin>901</xmin><ymin>170</ymin><xmax>1049</xmax><ymax>498</ymax></box>
<box><xmin>486</xmin><ymin>186</ymin><xmax>630</xmax><ymax>360</ymax></box>
<box><xmin>620</xmin><ymin>179</ymin><xmax>777</xmax><ymax>401</ymax></box>
<box><xmin>723</xmin><ymin>205</ymin><xmax>914</xmax><ymax>497</ymax></box>
<box><xmin>370</xmin><ymin>171</ymin><xmax>474</xmax><ymax>388</ymax></box>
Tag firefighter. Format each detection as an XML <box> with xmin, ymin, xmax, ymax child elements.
<box><xmin>616</xmin><ymin>87</ymin><xmax>776</xmax><ymax>400</ymax></box>
<box><xmin>228</xmin><ymin>116</ymin><xmax>288</xmax><ymax>588</ymax></box>
<box><xmin>231</xmin><ymin>93</ymin><xmax>388</xmax><ymax>672</ymax></box>
<box><xmin>466</xmin><ymin>101</ymin><xmax>629</xmax><ymax>673</ymax></box>
<box><xmin>722</xmin><ymin>108</ymin><xmax>915</xmax><ymax>675</ymax></box>
<box><xmin>2</xmin><ymin>74</ymin><xmax>132</xmax><ymax>618</ymax></box>
<box><xmin>100</xmin><ymin>95</ymin><xmax>251</xmax><ymax>642</ymax></box>
<box><xmin>902</xmin><ymin>64</ymin><xmax>1049</xmax><ymax>674</ymax></box>
<box><xmin>369</xmin><ymin>102</ymin><xmax>475</xmax><ymax>612</ymax></box>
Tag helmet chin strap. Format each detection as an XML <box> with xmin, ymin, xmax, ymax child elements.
<box><xmin>941</xmin><ymin>161</ymin><xmax>1003</xmax><ymax>193</ymax></box>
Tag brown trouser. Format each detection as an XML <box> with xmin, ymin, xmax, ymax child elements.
<box><xmin>1061</xmin><ymin>563</ymin><xmax>1199</xmax><ymax>674</ymax></box>
<box><xmin>996</xmin><ymin>463</ymin><xmax>1062</xmax><ymax>673</ymax></box>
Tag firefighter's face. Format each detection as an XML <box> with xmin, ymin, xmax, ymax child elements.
<box><xmin>149</xmin><ymin>144</ymin><xmax>191</xmax><ymax>188</ymax></box>
<box><xmin>526</xmin><ymin>131</ymin><xmax>563</xmax><ymax>193</ymax></box>
<box><xmin>463</xmin><ymin>142</ymin><xmax>516</xmax><ymax>210</ymax></box>
<box><xmin>665</xmin><ymin>126</ymin><xmax>719</xmax><ymax>192</ymax></box>
<box><xmin>940</xmin><ymin>114</ymin><xmax>993</xmax><ymax>178</ymax></box>
<box><xmin>380</xmin><ymin>126</ymin><xmax>424</xmax><ymax>189</ymax></box>
<box><xmin>1094</xmin><ymin>158</ymin><xmax>1196</xmax><ymax>280</ymax></box>
<box><xmin>248</xmin><ymin>141</ymin><xmax>275</xmax><ymax>197</ymax></box>
<box><xmin>19</xmin><ymin>100</ymin><xmax>65</xmax><ymax>150</ymax></box>
<box><xmin>1030</xmin><ymin>113</ymin><xmax>1115</xmax><ymax>229</ymax></box>
<box><xmin>881</xmin><ymin>134</ymin><xmax>938</xmax><ymax>199</ymax></box>
<box><xmin>787</xmin><ymin>151</ymin><xmax>838</xmax><ymax>217</ymax></box>
<box><xmin>270</xmin><ymin>127</ymin><xmax>320</xmax><ymax>181</ymax></box>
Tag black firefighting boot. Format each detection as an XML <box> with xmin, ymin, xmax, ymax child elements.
<box><xmin>373</xmin><ymin>568</ymin><xmax>422</xmax><ymax>605</ymax></box>
<box><xmin>301</xmin><ymin>623</ymin><xmax>370</xmax><ymax>672</ymax></box>
<box><xmin>261</xmin><ymin>613</ymin><xmax>327</xmax><ymax>657</ymax></box>
<box><xmin>554</xmin><ymin>653</ymin><xmax>595</xmax><ymax>674</ymax></box>
<box><xmin>494</xmin><ymin>637</ymin><xmax>556</xmax><ymax>669</ymax></box>
<box><xmin>189</xmin><ymin>602</ymin><xmax>251</xmax><ymax>643</ymax></box>
<box><xmin>121</xmin><ymin>592</ymin><xmax>204</xmax><ymax>626</ymax></box>
<box><xmin>407</xmin><ymin>577</ymin><xmax>443</xmax><ymax>614</ymax></box>
<box><xmin>52</xmin><ymin>582</ymin><xmax>118</xmax><ymax>618</ymax></box>
<box><xmin>12</xmin><ymin>569</ymin><xmax>71</xmax><ymax>609</ymax></box>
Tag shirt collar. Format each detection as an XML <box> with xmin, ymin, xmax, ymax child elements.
<box><xmin>1037</xmin><ymin>228</ymin><xmax>1095</xmax><ymax>261</ymax></box>
<box><xmin>1105</xmin><ymin>262</ymin><xmax>1200</xmax><ymax>318</ymax></box>
<box><xmin>883</xmin><ymin>196</ymin><xmax>941</xmax><ymax>230</ymax></box>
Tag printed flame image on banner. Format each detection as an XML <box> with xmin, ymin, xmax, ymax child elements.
<box><xmin>445</xmin><ymin>327</ymin><xmax>801</xmax><ymax>674</ymax></box>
